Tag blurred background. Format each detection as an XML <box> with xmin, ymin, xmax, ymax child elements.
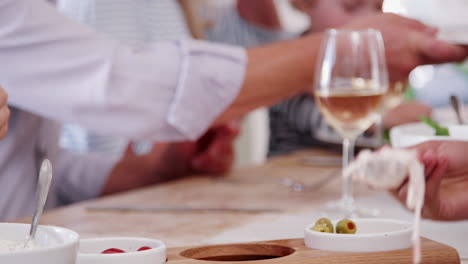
<box><xmin>187</xmin><ymin>0</ymin><xmax>460</xmax><ymax>166</ymax></box>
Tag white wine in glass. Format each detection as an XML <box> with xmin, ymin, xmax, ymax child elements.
<box><xmin>315</xmin><ymin>29</ymin><xmax>388</xmax><ymax>217</ymax></box>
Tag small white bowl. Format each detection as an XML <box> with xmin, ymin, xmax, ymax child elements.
<box><xmin>304</xmin><ymin>219</ymin><xmax>413</xmax><ymax>252</ymax></box>
<box><xmin>448</xmin><ymin>125</ymin><xmax>468</xmax><ymax>140</ymax></box>
<box><xmin>390</xmin><ymin>122</ymin><xmax>454</xmax><ymax>148</ymax></box>
<box><xmin>77</xmin><ymin>237</ymin><xmax>166</xmax><ymax>264</ymax></box>
<box><xmin>0</xmin><ymin>223</ymin><xmax>79</xmax><ymax>264</ymax></box>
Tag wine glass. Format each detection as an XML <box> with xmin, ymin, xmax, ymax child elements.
<box><xmin>314</xmin><ymin>29</ymin><xmax>389</xmax><ymax>217</ymax></box>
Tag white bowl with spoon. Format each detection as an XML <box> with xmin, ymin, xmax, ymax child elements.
<box><xmin>0</xmin><ymin>160</ymin><xmax>79</xmax><ymax>263</ymax></box>
<box><xmin>0</xmin><ymin>223</ymin><xmax>79</xmax><ymax>264</ymax></box>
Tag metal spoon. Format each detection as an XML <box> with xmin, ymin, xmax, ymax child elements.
<box><xmin>24</xmin><ymin>159</ymin><xmax>53</xmax><ymax>247</ymax></box>
<box><xmin>450</xmin><ymin>94</ymin><xmax>465</xmax><ymax>124</ymax></box>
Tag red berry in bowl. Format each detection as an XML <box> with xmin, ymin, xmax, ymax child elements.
<box><xmin>138</xmin><ymin>246</ymin><xmax>152</xmax><ymax>251</ymax></box>
<box><xmin>101</xmin><ymin>248</ymin><xmax>126</xmax><ymax>254</ymax></box>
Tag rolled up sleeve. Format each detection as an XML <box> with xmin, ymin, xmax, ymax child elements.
<box><xmin>168</xmin><ymin>40</ymin><xmax>247</xmax><ymax>140</ymax></box>
<box><xmin>0</xmin><ymin>0</ymin><xmax>247</xmax><ymax>142</ymax></box>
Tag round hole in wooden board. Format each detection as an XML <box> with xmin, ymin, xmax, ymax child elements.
<box><xmin>180</xmin><ymin>244</ymin><xmax>295</xmax><ymax>262</ymax></box>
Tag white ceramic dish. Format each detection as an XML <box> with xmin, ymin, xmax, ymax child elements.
<box><xmin>0</xmin><ymin>223</ymin><xmax>79</xmax><ymax>264</ymax></box>
<box><xmin>304</xmin><ymin>219</ymin><xmax>413</xmax><ymax>252</ymax></box>
<box><xmin>448</xmin><ymin>125</ymin><xmax>468</xmax><ymax>140</ymax></box>
<box><xmin>77</xmin><ymin>237</ymin><xmax>166</xmax><ymax>264</ymax></box>
<box><xmin>390</xmin><ymin>122</ymin><xmax>457</xmax><ymax>148</ymax></box>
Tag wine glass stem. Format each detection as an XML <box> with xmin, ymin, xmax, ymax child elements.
<box><xmin>374</xmin><ymin>114</ymin><xmax>384</xmax><ymax>148</ymax></box>
<box><xmin>342</xmin><ymin>137</ymin><xmax>356</xmax><ymax>209</ymax></box>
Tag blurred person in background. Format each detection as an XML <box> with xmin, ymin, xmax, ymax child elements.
<box><xmin>57</xmin><ymin>0</ymin><xmax>231</xmax><ymax>155</ymax></box>
<box><xmin>207</xmin><ymin>0</ymin><xmax>432</xmax><ymax>157</ymax></box>
<box><xmin>0</xmin><ymin>0</ymin><xmax>465</xmax><ymax>220</ymax></box>
<box><xmin>0</xmin><ymin>105</ymin><xmax>238</xmax><ymax>221</ymax></box>
<box><xmin>0</xmin><ymin>0</ymin><xmax>241</xmax><ymax>221</ymax></box>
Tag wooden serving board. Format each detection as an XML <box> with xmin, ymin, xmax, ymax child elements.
<box><xmin>166</xmin><ymin>238</ymin><xmax>460</xmax><ymax>264</ymax></box>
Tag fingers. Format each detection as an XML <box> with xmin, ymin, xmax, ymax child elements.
<box><xmin>391</xmin><ymin>149</ymin><xmax>441</xmax><ymax>209</ymax></box>
<box><xmin>0</xmin><ymin>88</ymin><xmax>7</xmax><ymax>106</ymax></box>
<box><xmin>0</xmin><ymin>87</ymin><xmax>9</xmax><ymax>140</ymax></box>
<box><xmin>390</xmin><ymin>14</ymin><xmax>435</xmax><ymax>33</ymax></box>
<box><xmin>0</xmin><ymin>106</ymin><xmax>10</xmax><ymax>139</ymax></box>
<box><xmin>408</xmin><ymin>141</ymin><xmax>442</xmax><ymax>158</ymax></box>
<box><xmin>0</xmin><ymin>122</ymin><xmax>8</xmax><ymax>139</ymax></box>
<box><xmin>425</xmin><ymin>157</ymin><xmax>447</xmax><ymax>202</ymax></box>
<box><xmin>421</xmin><ymin>150</ymin><xmax>438</xmax><ymax>177</ymax></box>
<box><xmin>410</xmin><ymin>33</ymin><xmax>467</xmax><ymax>64</ymax></box>
<box><xmin>191</xmin><ymin>125</ymin><xmax>236</xmax><ymax>174</ymax></box>
<box><xmin>421</xmin><ymin>157</ymin><xmax>448</xmax><ymax>219</ymax></box>
<box><xmin>191</xmin><ymin>138</ymin><xmax>234</xmax><ymax>174</ymax></box>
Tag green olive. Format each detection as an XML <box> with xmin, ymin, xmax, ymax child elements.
<box><xmin>311</xmin><ymin>224</ymin><xmax>331</xmax><ymax>233</ymax></box>
<box><xmin>315</xmin><ymin>218</ymin><xmax>334</xmax><ymax>233</ymax></box>
<box><xmin>336</xmin><ymin>219</ymin><xmax>357</xmax><ymax>234</ymax></box>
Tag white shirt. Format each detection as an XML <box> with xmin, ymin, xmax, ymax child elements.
<box><xmin>58</xmin><ymin>0</ymin><xmax>193</xmax><ymax>154</ymax></box>
<box><xmin>0</xmin><ymin>108</ymin><xmax>118</xmax><ymax>221</ymax></box>
<box><xmin>0</xmin><ymin>0</ymin><xmax>247</xmax><ymax>142</ymax></box>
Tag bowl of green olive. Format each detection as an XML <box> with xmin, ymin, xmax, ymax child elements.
<box><xmin>304</xmin><ymin>218</ymin><xmax>413</xmax><ymax>252</ymax></box>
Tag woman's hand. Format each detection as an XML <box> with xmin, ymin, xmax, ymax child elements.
<box><xmin>392</xmin><ymin>141</ymin><xmax>468</xmax><ymax>220</ymax></box>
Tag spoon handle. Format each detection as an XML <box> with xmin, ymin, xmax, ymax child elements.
<box><xmin>29</xmin><ymin>159</ymin><xmax>53</xmax><ymax>239</ymax></box>
<box><xmin>450</xmin><ymin>95</ymin><xmax>465</xmax><ymax>125</ymax></box>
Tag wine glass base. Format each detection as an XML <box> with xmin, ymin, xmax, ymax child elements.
<box><xmin>319</xmin><ymin>199</ymin><xmax>380</xmax><ymax>219</ymax></box>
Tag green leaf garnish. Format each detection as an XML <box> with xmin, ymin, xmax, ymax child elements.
<box><xmin>421</xmin><ymin>116</ymin><xmax>449</xmax><ymax>136</ymax></box>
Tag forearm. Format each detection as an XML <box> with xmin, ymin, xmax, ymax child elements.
<box><xmin>100</xmin><ymin>143</ymin><xmax>194</xmax><ymax>196</ymax></box>
<box><xmin>215</xmin><ymin>34</ymin><xmax>322</xmax><ymax>124</ymax></box>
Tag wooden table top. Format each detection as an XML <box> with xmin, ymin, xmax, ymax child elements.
<box><xmin>17</xmin><ymin>149</ymin><xmax>380</xmax><ymax>247</ymax></box>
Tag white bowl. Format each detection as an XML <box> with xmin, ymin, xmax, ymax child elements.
<box><xmin>390</xmin><ymin>122</ymin><xmax>454</xmax><ymax>148</ymax></box>
<box><xmin>448</xmin><ymin>125</ymin><xmax>468</xmax><ymax>140</ymax></box>
<box><xmin>77</xmin><ymin>237</ymin><xmax>166</xmax><ymax>264</ymax></box>
<box><xmin>0</xmin><ymin>223</ymin><xmax>79</xmax><ymax>264</ymax></box>
<box><xmin>304</xmin><ymin>219</ymin><xmax>413</xmax><ymax>252</ymax></box>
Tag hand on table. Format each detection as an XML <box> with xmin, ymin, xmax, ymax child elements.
<box><xmin>392</xmin><ymin>141</ymin><xmax>468</xmax><ymax>221</ymax></box>
<box><xmin>101</xmin><ymin>121</ymin><xmax>240</xmax><ymax>195</ymax></box>
<box><xmin>0</xmin><ymin>88</ymin><xmax>9</xmax><ymax>139</ymax></box>
<box><xmin>190</xmin><ymin>121</ymin><xmax>240</xmax><ymax>174</ymax></box>
<box><xmin>344</xmin><ymin>13</ymin><xmax>468</xmax><ymax>82</ymax></box>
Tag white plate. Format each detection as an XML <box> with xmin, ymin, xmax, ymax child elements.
<box><xmin>77</xmin><ymin>237</ymin><xmax>166</xmax><ymax>264</ymax></box>
<box><xmin>389</xmin><ymin>122</ymin><xmax>463</xmax><ymax>148</ymax></box>
<box><xmin>304</xmin><ymin>219</ymin><xmax>413</xmax><ymax>252</ymax></box>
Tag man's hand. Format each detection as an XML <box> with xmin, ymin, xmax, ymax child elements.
<box><xmin>101</xmin><ymin>121</ymin><xmax>240</xmax><ymax>195</ymax></box>
<box><xmin>0</xmin><ymin>88</ymin><xmax>9</xmax><ymax>139</ymax></box>
<box><xmin>392</xmin><ymin>141</ymin><xmax>468</xmax><ymax>220</ymax></box>
<box><xmin>344</xmin><ymin>13</ymin><xmax>468</xmax><ymax>82</ymax></box>
<box><xmin>190</xmin><ymin>121</ymin><xmax>240</xmax><ymax>174</ymax></box>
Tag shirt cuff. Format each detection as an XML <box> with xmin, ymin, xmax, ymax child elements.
<box><xmin>168</xmin><ymin>39</ymin><xmax>247</xmax><ymax>141</ymax></box>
